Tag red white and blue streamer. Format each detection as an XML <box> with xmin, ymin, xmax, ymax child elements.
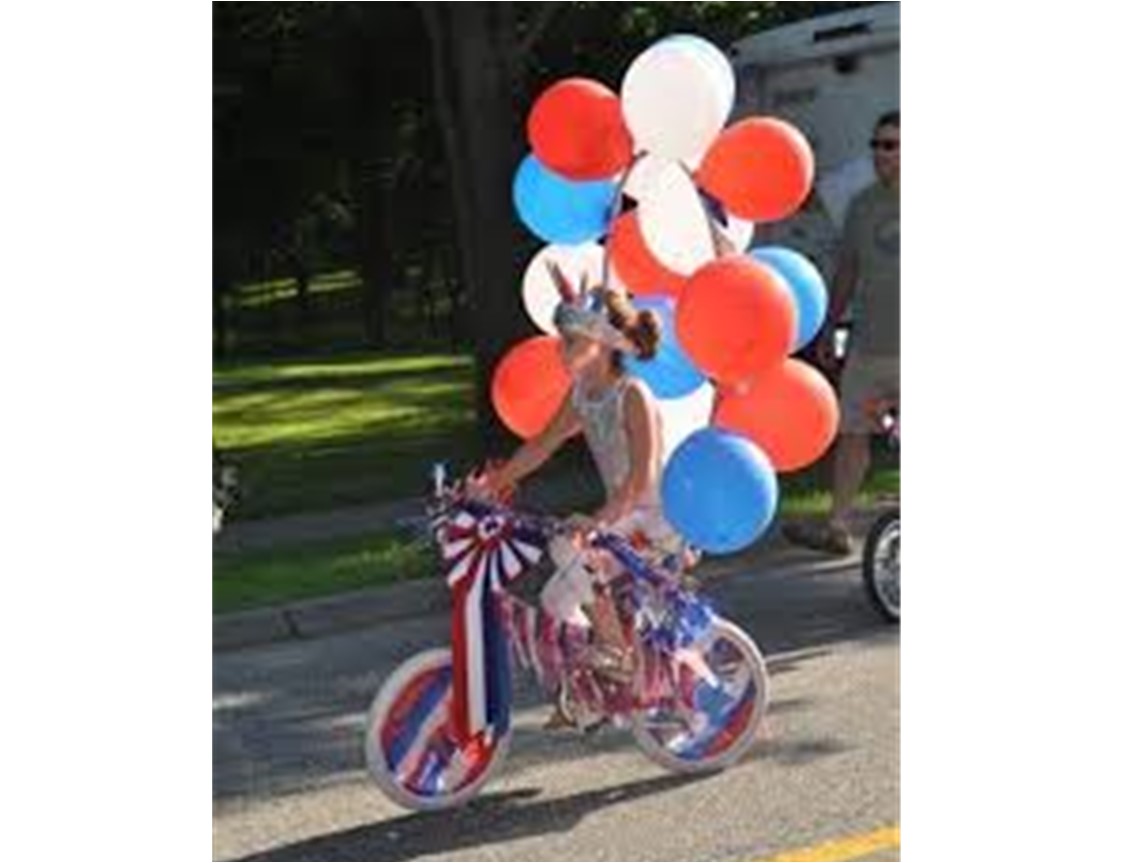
<box><xmin>437</xmin><ymin>509</ymin><xmax>543</xmax><ymax>742</ymax></box>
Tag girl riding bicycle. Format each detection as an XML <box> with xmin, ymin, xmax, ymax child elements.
<box><xmin>474</xmin><ymin>262</ymin><xmax>687</xmax><ymax>699</ymax></box>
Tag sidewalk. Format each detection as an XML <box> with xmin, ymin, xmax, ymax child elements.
<box><xmin>213</xmin><ymin>505</ymin><xmax>890</xmax><ymax>652</ymax></box>
<box><xmin>213</xmin><ymin>470</ymin><xmax>605</xmax><ymax>555</ymax></box>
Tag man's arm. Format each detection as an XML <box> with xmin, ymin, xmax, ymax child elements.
<box><xmin>817</xmin><ymin>199</ymin><xmax>864</xmax><ymax>365</ymax></box>
<box><xmin>828</xmin><ymin>248</ymin><xmax>859</xmax><ymax>326</ymax></box>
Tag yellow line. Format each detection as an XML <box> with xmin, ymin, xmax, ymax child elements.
<box><xmin>764</xmin><ymin>825</ymin><xmax>900</xmax><ymax>862</ymax></box>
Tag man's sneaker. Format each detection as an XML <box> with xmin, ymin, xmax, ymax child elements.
<box><xmin>783</xmin><ymin>520</ymin><xmax>855</xmax><ymax>557</ymax></box>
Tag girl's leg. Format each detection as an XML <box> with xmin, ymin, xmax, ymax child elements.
<box><xmin>585</xmin><ymin>584</ymin><xmax>629</xmax><ymax>653</ymax></box>
<box><xmin>582</xmin><ymin>580</ymin><xmax>635</xmax><ymax>683</ymax></box>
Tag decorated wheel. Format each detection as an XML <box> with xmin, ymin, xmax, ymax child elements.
<box><xmin>631</xmin><ymin>618</ymin><xmax>768</xmax><ymax>772</ymax></box>
<box><xmin>365</xmin><ymin>649</ymin><xmax>510</xmax><ymax>810</ymax></box>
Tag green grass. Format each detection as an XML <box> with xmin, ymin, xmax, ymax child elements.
<box><xmin>780</xmin><ymin>465</ymin><xmax>899</xmax><ymax>517</ymax></box>
<box><xmin>213</xmin><ymin>530</ymin><xmax>435</xmax><ymax>615</ymax></box>
<box><xmin>213</xmin><ymin>345</ymin><xmax>901</xmax><ymax>523</ymax></box>
<box><xmin>213</xmin><ymin>350</ymin><xmax>480</xmax><ymax>519</ymax></box>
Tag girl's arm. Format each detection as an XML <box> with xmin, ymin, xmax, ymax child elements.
<box><xmin>485</xmin><ymin>392</ymin><xmax>582</xmax><ymax>492</ymax></box>
<box><xmin>592</xmin><ymin>383</ymin><xmax>660</xmax><ymax>528</ymax></box>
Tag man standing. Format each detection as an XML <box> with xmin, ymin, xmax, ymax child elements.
<box><xmin>786</xmin><ymin>111</ymin><xmax>900</xmax><ymax>555</ymax></box>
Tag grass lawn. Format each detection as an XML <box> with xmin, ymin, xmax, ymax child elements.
<box><xmin>213</xmin><ymin>530</ymin><xmax>437</xmax><ymax>615</ymax></box>
<box><xmin>213</xmin><ymin>351</ymin><xmax>480</xmax><ymax>519</ymax></box>
<box><xmin>214</xmin><ymin>348</ymin><xmax>900</xmax><ymax>522</ymax></box>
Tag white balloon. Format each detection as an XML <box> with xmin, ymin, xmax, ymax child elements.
<box><xmin>720</xmin><ymin>215</ymin><xmax>755</xmax><ymax>253</ymax></box>
<box><xmin>622</xmin><ymin>39</ymin><xmax>734</xmax><ymax>162</ymax></box>
<box><xmin>521</xmin><ymin>243</ymin><xmax>605</xmax><ymax>334</ymax></box>
<box><xmin>622</xmin><ymin>153</ymin><xmax>673</xmax><ymax>201</ymax></box>
<box><xmin>658</xmin><ymin>381</ymin><xmax>716</xmax><ymax>465</ymax></box>
<box><xmin>637</xmin><ymin>162</ymin><xmax>716</xmax><ymax>276</ymax></box>
<box><xmin>659</xmin><ymin>35</ymin><xmax>735</xmax><ymax>119</ymax></box>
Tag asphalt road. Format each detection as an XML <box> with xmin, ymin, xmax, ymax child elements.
<box><xmin>213</xmin><ymin>551</ymin><xmax>899</xmax><ymax>862</ymax></box>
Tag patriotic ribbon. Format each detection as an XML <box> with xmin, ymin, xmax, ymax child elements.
<box><xmin>436</xmin><ymin>506</ymin><xmax>543</xmax><ymax>742</ymax></box>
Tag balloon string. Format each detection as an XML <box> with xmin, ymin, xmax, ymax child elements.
<box><xmin>602</xmin><ymin>151</ymin><xmax>645</xmax><ymax>292</ymax></box>
<box><xmin>677</xmin><ymin>158</ymin><xmax>726</xmax><ymax>261</ymax></box>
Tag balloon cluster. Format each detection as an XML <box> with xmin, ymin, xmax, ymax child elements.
<box><xmin>492</xmin><ymin>35</ymin><xmax>840</xmax><ymax>556</ymax></box>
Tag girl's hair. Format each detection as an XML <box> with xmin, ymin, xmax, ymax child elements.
<box><xmin>603</xmin><ymin>290</ymin><xmax>661</xmax><ymax>363</ymax></box>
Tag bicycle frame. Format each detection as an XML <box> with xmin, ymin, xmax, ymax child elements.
<box><xmin>427</xmin><ymin>487</ymin><xmax>717</xmax><ymax>746</ymax></box>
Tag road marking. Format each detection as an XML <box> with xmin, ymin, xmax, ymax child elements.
<box><xmin>764</xmin><ymin>825</ymin><xmax>900</xmax><ymax>861</ymax></box>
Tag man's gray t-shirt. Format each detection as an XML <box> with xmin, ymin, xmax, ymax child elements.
<box><xmin>842</xmin><ymin>182</ymin><xmax>900</xmax><ymax>357</ymax></box>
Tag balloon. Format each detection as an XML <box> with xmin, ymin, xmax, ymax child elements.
<box><xmin>521</xmin><ymin>243</ymin><xmax>605</xmax><ymax>334</ymax></box>
<box><xmin>676</xmin><ymin>257</ymin><xmax>797</xmax><ymax>384</ymax></box>
<box><xmin>697</xmin><ymin>117</ymin><xmax>815</xmax><ymax>222</ymax></box>
<box><xmin>623</xmin><ymin>153</ymin><xmax>675</xmax><ymax>201</ymax></box>
<box><xmin>513</xmin><ymin>154</ymin><xmax>617</xmax><ymax>245</ymax></box>
<box><xmin>715</xmin><ymin>360</ymin><xmax>840</xmax><ymax>472</ymax></box>
<box><xmin>623</xmin><ymin>151</ymin><xmax>707</xmax><ymax>202</ymax></box>
<box><xmin>658</xmin><ymin>35</ymin><xmax>736</xmax><ymax>119</ymax></box>
<box><xmin>491</xmin><ymin>336</ymin><xmax>571</xmax><ymax>439</ymax></box>
<box><xmin>637</xmin><ymin>161</ymin><xmax>716</xmax><ymax>276</ymax></box>
<box><xmin>528</xmin><ymin>78</ymin><xmax>633</xmax><ymax>180</ymax></box>
<box><xmin>606</xmin><ymin>210</ymin><xmax>687</xmax><ymax>298</ymax></box>
<box><xmin>624</xmin><ymin>297</ymin><xmax>706</xmax><ymax>399</ymax></box>
<box><xmin>661</xmin><ymin>428</ymin><xmax>778</xmax><ymax>554</ymax></box>
<box><xmin>720</xmin><ymin>215</ymin><xmax>755</xmax><ymax>253</ymax></box>
<box><xmin>621</xmin><ymin>37</ymin><xmax>734</xmax><ymax>162</ymax></box>
<box><xmin>751</xmin><ymin>246</ymin><xmax>828</xmax><ymax>351</ymax></box>
<box><xmin>657</xmin><ymin>380</ymin><xmax>715</xmax><ymax>463</ymax></box>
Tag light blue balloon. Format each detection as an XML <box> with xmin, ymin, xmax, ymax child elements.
<box><xmin>661</xmin><ymin>428</ymin><xmax>779</xmax><ymax>555</ymax></box>
<box><xmin>624</xmin><ymin>297</ymin><xmax>706</xmax><ymax>399</ymax></box>
<box><xmin>751</xmin><ymin>246</ymin><xmax>828</xmax><ymax>352</ymax></box>
<box><xmin>512</xmin><ymin>154</ymin><xmax>617</xmax><ymax>245</ymax></box>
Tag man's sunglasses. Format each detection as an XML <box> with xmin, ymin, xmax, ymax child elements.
<box><xmin>870</xmin><ymin>139</ymin><xmax>900</xmax><ymax>153</ymax></box>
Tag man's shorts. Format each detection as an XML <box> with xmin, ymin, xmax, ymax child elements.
<box><xmin>839</xmin><ymin>353</ymin><xmax>900</xmax><ymax>434</ymax></box>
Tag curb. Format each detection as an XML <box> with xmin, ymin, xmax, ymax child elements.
<box><xmin>213</xmin><ymin>507</ymin><xmax>892</xmax><ymax>653</ymax></box>
<box><xmin>213</xmin><ymin>578</ymin><xmax>450</xmax><ymax>652</ymax></box>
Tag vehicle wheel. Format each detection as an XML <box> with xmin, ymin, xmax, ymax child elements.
<box><xmin>863</xmin><ymin>510</ymin><xmax>900</xmax><ymax>623</ymax></box>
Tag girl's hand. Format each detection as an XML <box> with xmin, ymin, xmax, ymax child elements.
<box><xmin>465</xmin><ymin>467</ymin><xmax>497</xmax><ymax>501</ymax></box>
<box><xmin>563</xmin><ymin>513</ymin><xmax>598</xmax><ymax>545</ymax></box>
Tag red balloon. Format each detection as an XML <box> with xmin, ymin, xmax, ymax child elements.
<box><xmin>697</xmin><ymin>117</ymin><xmax>815</xmax><ymax>222</ymax></box>
<box><xmin>715</xmin><ymin>360</ymin><xmax>840</xmax><ymax>473</ymax></box>
<box><xmin>491</xmin><ymin>336</ymin><xmax>571</xmax><ymax>439</ymax></box>
<box><xmin>606</xmin><ymin>211</ymin><xmax>687</xmax><ymax>298</ymax></box>
<box><xmin>676</xmin><ymin>257</ymin><xmax>796</xmax><ymax>384</ymax></box>
<box><xmin>528</xmin><ymin>78</ymin><xmax>633</xmax><ymax>181</ymax></box>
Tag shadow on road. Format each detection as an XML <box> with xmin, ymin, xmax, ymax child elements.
<box><xmin>240</xmin><ymin>773</ymin><xmax>711</xmax><ymax>862</ymax></box>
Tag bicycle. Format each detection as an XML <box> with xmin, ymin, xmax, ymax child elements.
<box><xmin>861</xmin><ymin>402</ymin><xmax>899</xmax><ymax>623</ymax></box>
<box><xmin>364</xmin><ymin>465</ymin><xmax>770</xmax><ymax>811</ymax></box>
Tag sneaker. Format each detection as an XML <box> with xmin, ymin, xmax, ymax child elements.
<box><xmin>783</xmin><ymin>520</ymin><xmax>854</xmax><ymax>556</ymax></box>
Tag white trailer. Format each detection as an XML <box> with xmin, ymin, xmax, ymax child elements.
<box><xmin>726</xmin><ymin>3</ymin><xmax>900</xmax><ymax>274</ymax></box>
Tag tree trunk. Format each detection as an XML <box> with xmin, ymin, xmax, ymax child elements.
<box><xmin>291</xmin><ymin>251</ymin><xmax>312</xmax><ymax>344</ymax></box>
<box><xmin>421</xmin><ymin>3</ymin><xmax>547</xmax><ymax>450</ymax></box>
<box><xmin>356</xmin><ymin>159</ymin><xmax>395</xmax><ymax>349</ymax></box>
<box><xmin>213</xmin><ymin>274</ymin><xmax>229</xmax><ymax>359</ymax></box>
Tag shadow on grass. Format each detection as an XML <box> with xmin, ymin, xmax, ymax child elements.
<box><xmin>213</xmin><ymin>354</ymin><xmax>472</xmax><ymax>396</ymax></box>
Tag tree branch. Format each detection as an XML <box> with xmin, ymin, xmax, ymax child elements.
<box><xmin>514</xmin><ymin>2</ymin><xmax>564</xmax><ymax>59</ymax></box>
